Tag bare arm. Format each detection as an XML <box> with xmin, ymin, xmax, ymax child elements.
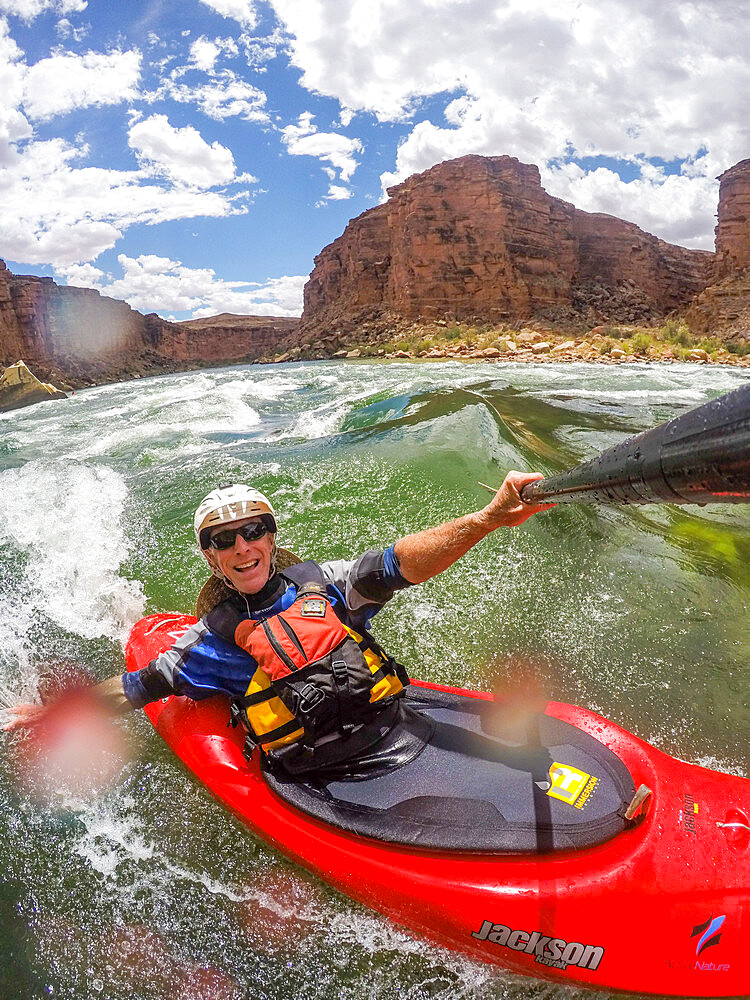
<box><xmin>2</xmin><ymin>673</ymin><xmax>133</xmax><ymax>732</ymax></box>
<box><xmin>394</xmin><ymin>470</ymin><xmax>554</xmax><ymax>585</ymax></box>
<box><xmin>89</xmin><ymin>674</ymin><xmax>133</xmax><ymax>714</ymax></box>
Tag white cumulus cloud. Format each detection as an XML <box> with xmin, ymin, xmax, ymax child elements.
<box><xmin>541</xmin><ymin>162</ymin><xmax>720</xmax><ymax>250</ymax></box>
<box><xmin>189</xmin><ymin>34</ymin><xmax>238</xmax><ymax>72</ymax></box>
<box><xmin>0</xmin><ymin>20</ymin><xmax>31</xmax><ymax>162</ymax></box>
<box><xmin>146</xmin><ymin>33</ymin><xmax>270</xmax><ymax>123</ymax></box>
<box><xmin>0</xmin><ymin>134</ymin><xmax>253</xmax><ymax>267</ymax></box>
<box><xmin>0</xmin><ymin>23</ymin><xmax>260</xmax><ymax>269</ymax></box>
<box><xmin>281</xmin><ymin>111</ymin><xmax>362</xmax><ymax>201</ymax></box>
<box><xmin>0</xmin><ymin>0</ymin><xmax>86</xmax><ymax>19</ymax></box>
<box><xmin>153</xmin><ymin>73</ymin><xmax>269</xmax><ymax>123</ymax></box>
<box><xmin>22</xmin><ymin>47</ymin><xmax>142</xmax><ymax>120</ymax></box>
<box><xmin>62</xmin><ymin>253</ymin><xmax>305</xmax><ymax>317</ymax></box>
<box><xmin>191</xmin><ymin>36</ymin><xmax>221</xmax><ymax>73</ymax></box>
<box><xmin>199</xmin><ymin>0</ymin><xmax>258</xmax><ymax>28</ymax></box>
<box><xmin>60</xmin><ymin>261</ymin><xmax>106</xmax><ymax>286</ymax></box>
<box><xmin>325</xmin><ymin>184</ymin><xmax>352</xmax><ymax>201</ymax></box>
<box><xmin>240</xmin><ymin>25</ymin><xmax>285</xmax><ymax>67</ymax></box>
<box><xmin>128</xmin><ymin>113</ymin><xmax>244</xmax><ymax>189</ymax></box>
<box><xmin>55</xmin><ymin>17</ymin><xmax>87</xmax><ymax>40</ymax></box>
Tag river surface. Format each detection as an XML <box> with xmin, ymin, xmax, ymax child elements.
<box><xmin>0</xmin><ymin>359</ymin><xmax>748</xmax><ymax>1000</ymax></box>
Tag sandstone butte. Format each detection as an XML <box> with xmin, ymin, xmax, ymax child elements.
<box><xmin>299</xmin><ymin>154</ymin><xmax>718</xmax><ymax>345</ymax></box>
<box><xmin>686</xmin><ymin>158</ymin><xmax>750</xmax><ymax>341</ymax></box>
<box><xmin>0</xmin><ymin>259</ymin><xmax>298</xmax><ymax>390</ymax></box>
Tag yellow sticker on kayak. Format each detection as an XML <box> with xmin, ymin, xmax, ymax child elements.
<box><xmin>547</xmin><ymin>762</ymin><xmax>597</xmax><ymax>806</ymax></box>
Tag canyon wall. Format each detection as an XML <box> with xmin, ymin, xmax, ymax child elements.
<box><xmin>0</xmin><ymin>262</ymin><xmax>298</xmax><ymax>384</ymax></box>
<box><xmin>686</xmin><ymin>159</ymin><xmax>750</xmax><ymax>341</ymax></box>
<box><xmin>0</xmin><ymin>264</ymin><xmax>146</xmax><ymax>367</ymax></box>
<box><xmin>300</xmin><ymin>155</ymin><xmax>713</xmax><ymax>338</ymax></box>
<box><xmin>155</xmin><ymin>313</ymin><xmax>298</xmax><ymax>364</ymax></box>
<box><xmin>4</xmin><ymin>153</ymin><xmax>747</xmax><ymax>383</ymax></box>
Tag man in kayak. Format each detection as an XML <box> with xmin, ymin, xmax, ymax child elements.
<box><xmin>4</xmin><ymin>475</ymin><xmax>553</xmax><ymax>774</ymax></box>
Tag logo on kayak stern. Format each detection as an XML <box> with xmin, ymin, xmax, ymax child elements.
<box><xmin>471</xmin><ymin>920</ymin><xmax>604</xmax><ymax>972</ymax></box>
<box><xmin>667</xmin><ymin>914</ymin><xmax>731</xmax><ymax>973</ymax></box>
<box><xmin>546</xmin><ymin>762</ymin><xmax>598</xmax><ymax>809</ymax></box>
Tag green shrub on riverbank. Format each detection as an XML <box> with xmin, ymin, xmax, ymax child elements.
<box><xmin>373</xmin><ymin>317</ymin><xmax>747</xmax><ymax>362</ymax></box>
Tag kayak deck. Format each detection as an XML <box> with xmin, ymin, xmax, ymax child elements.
<box><xmin>263</xmin><ymin>685</ymin><xmax>636</xmax><ymax>852</ymax></box>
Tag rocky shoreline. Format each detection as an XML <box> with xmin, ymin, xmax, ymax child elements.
<box><xmin>264</xmin><ymin>322</ymin><xmax>750</xmax><ymax>368</ymax></box>
<box><xmin>4</xmin><ymin>328</ymin><xmax>747</xmax><ymax>411</ymax></box>
<box><xmin>268</xmin><ymin>350</ymin><xmax>748</xmax><ymax>367</ymax></box>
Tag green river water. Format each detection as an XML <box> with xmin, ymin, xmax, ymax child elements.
<box><xmin>0</xmin><ymin>359</ymin><xmax>748</xmax><ymax>1000</ymax></box>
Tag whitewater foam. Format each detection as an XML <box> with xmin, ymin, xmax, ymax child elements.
<box><xmin>0</xmin><ymin>462</ymin><xmax>145</xmax><ymax>648</ymax></box>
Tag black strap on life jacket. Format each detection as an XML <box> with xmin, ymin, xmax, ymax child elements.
<box><xmin>332</xmin><ymin>656</ymin><xmax>354</xmax><ymax>734</ymax></box>
<box><xmin>278</xmin><ymin>560</ymin><xmax>327</xmax><ymax>594</ymax></box>
<box><xmin>281</xmin><ymin>563</ymin><xmax>353</xmax><ymax>743</ymax></box>
<box><xmin>228</xmin><ymin>699</ymin><xmax>259</xmax><ymax>758</ymax></box>
<box><xmin>356</xmin><ymin>622</ymin><xmax>410</xmax><ymax>688</ymax></box>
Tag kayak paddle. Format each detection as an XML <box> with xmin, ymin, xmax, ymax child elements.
<box><xmin>515</xmin><ymin>381</ymin><xmax>750</xmax><ymax>506</ymax></box>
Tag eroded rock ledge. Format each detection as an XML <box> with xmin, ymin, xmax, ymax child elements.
<box><xmin>0</xmin><ymin>360</ymin><xmax>67</xmax><ymax>412</ymax></box>
<box><xmin>686</xmin><ymin>159</ymin><xmax>750</xmax><ymax>340</ymax></box>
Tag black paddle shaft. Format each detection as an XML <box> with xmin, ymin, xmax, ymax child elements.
<box><xmin>520</xmin><ymin>381</ymin><xmax>750</xmax><ymax>506</ymax></box>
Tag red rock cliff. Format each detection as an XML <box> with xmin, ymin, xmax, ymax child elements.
<box><xmin>156</xmin><ymin>313</ymin><xmax>298</xmax><ymax>364</ymax></box>
<box><xmin>0</xmin><ymin>262</ymin><xmax>147</xmax><ymax>366</ymax></box>
<box><xmin>686</xmin><ymin>159</ymin><xmax>750</xmax><ymax>341</ymax></box>
<box><xmin>301</xmin><ymin>155</ymin><xmax>713</xmax><ymax>337</ymax></box>
<box><xmin>0</xmin><ymin>262</ymin><xmax>298</xmax><ymax>384</ymax></box>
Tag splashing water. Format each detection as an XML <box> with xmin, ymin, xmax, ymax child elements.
<box><xmin>0</xmin><ymin>461</ymin><xmax>145</xmax><ymax>717</ymax></box>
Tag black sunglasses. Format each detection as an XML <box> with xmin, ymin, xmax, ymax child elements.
<box><xmin>209</xmin><ymin>520</ymin><xmax>270</xmax><ymax>550</ymax></box>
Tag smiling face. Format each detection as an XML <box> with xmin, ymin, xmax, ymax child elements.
<box><xmin>206</xmin><ymin>516</ymin><xmax>275</xmax><ymax>595</ymax></box>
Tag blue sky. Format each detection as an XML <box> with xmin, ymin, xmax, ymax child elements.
<box><xmin>1</xmin><ymin>0</ymin><xmax>747</xmax><ymax>319</ymax></box>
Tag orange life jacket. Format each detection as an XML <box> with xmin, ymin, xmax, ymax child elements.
<box><xmin>205</xmin><ymin>562</ymin><xmax>408</xmax><ymax>767</ymax></box>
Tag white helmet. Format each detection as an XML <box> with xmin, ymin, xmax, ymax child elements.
<box><xmin>194</xmin><ymin>484</ymin><xmax>277</xmax><ymax>550</ymax></box>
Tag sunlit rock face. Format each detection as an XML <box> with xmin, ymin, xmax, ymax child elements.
<box><xmin>0</xmin><ymin>359</ymin><xmax>67</xmax><ymax>412</ymax></box>
<box><xmin>0</xmin><ymin>262</ymin><xmax>145</xmax><ymax>363</ymax></box>
<box><xmin>300</xmin><ymin>154</ymin><xmax>713</xmax><ymax>339</ymax></box>
<box><xmin>0</xmin><ymin>262</ymin><xmax>298</xmax><ymax>384</ymax></box>
<box><xmin>687</xmin><ymin>159</ymin><xmax>750</xmax><ymax>342</ymax></box>
<box><xmin>715</xmin><ymin>159</ymin><xmax>750</xmax><ymax>279</ymax></box>
<box><xmin>156</xmin><ymin>313</ymin><xmax>299</xmax><ymax>364</ymax></box>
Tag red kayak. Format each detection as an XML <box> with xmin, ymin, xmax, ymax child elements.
<box><xmin>126</xmin><ymin>613</ymin><xmax>750</xmax><ymax>997</ymax></box>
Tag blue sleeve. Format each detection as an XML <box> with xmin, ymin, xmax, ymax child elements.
<box><xmin>122</xmin><ymin>619</ymin><xmax>258</xmax><ymax>708</ymax></box>
<box><xmin>121</xmin><ymin>669</ymin><xmax>156</xmax><ymax>709</ymax></box>
<box><xmin>383</xmin><ymin>544</ymin><xmax>409</xmax><ymax>589</ymax></box>
<box><xmin>319</xmin><ymin>546</ymin><xmax>413</xmax><ymax>632</ymax></box>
